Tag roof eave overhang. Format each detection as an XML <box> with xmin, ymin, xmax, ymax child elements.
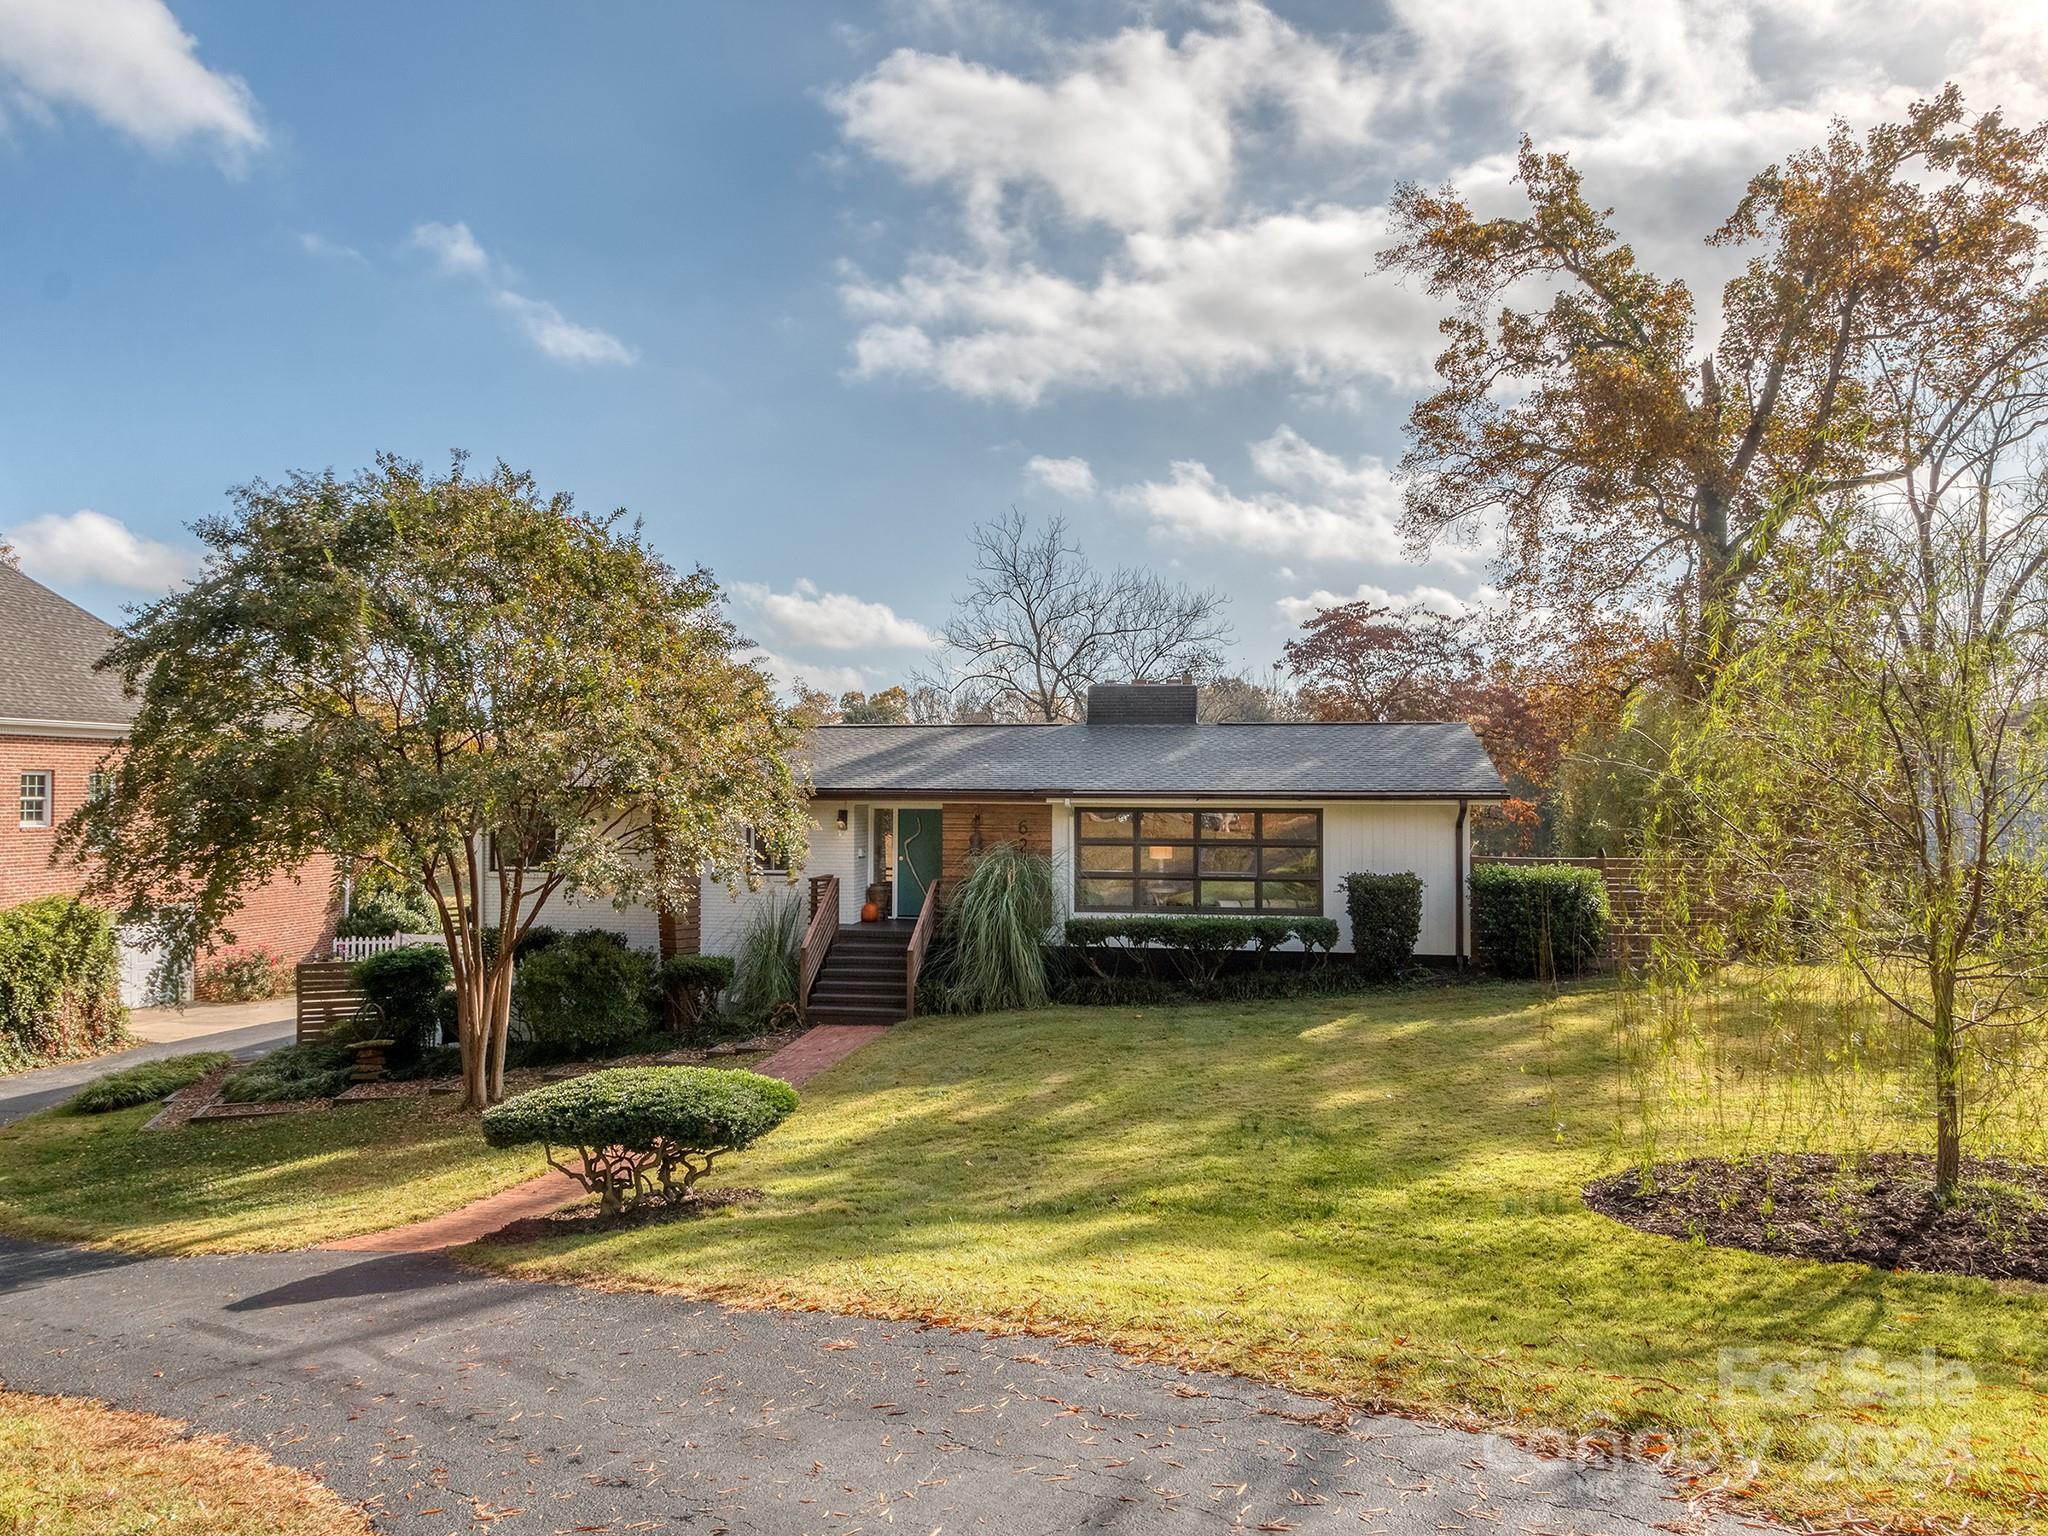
<box><xmin>807</xmin><ymin>786</ymin><xmax>1509</xmax><ymax>802</ymax></box>
<box><xmin>0</xmin><ymin>716</ymin><xmax>130</xmax><ymax>740</ymax></box>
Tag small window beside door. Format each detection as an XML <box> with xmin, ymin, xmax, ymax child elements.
<box><xmin>18</xmin><ymin>772</ymin><xmax>52</xmax><ymax>829</ymax></box>
<box><xmin>749</xmin><ymin>827</ymin><xmax>790</xmax><ymax>875</ymax></box>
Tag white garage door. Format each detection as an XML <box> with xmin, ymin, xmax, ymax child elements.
<box><xmin>116</xmin><ymin>929</ymin><xmax>191</xmax><ymax>1009</ymax></box>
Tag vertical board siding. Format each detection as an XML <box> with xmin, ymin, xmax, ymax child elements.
<box><xmin>1322</xmin><ymin>801</ymin><xmax>1460</xmax><ymax>955</ymax></box>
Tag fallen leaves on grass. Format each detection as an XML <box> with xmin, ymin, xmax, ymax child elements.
<box><xmin>0</xmin><ymin>1385</ymin><xmax>371</xmax><ymax>1534</ymax></box>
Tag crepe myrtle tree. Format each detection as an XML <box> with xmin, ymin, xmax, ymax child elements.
<box><xmin>62</xmin><ymin>454</ymin><xmax>812</xmax><ymax>1109</ymax></box>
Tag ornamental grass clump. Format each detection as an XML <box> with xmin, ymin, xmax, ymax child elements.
<box><xmin>68</xmin><ymin>1051</ymin><xmax>232</xmax><ymax>1114</ymax></box>
<box><xmin>481</xmin><ymin>1066</ymin><xmax>799</xmax><ymax>1213</ymax></box>
<box><xmin>729</xmin><ymin>895</ymin><xmax>803</xmax><ymax>1023</ymax></box>
<box><xmin>939</xmin><ymin>844</ymin><xmax>1057</xmax><ymax>1014</ymax></box>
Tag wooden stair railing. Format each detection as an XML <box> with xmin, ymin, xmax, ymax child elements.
<box><xmin>797</xmin><ymin>874</ymin><xmax>839</xmax><ymax>1023</ymax></box>
<box><xmin>903</xmin><ymin>878</ymin><xmax>941</xmax><ymax>1021</ymax></box>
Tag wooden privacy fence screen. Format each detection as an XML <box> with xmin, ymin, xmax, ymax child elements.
<box><xmin>295</xmin><ymin>959</ymin><xmax>365</xmax><ymax>1044</ymax></box>
<box><xmin>1471</xmin><ymin>855</ymin><xmax>1657</xmax><ymax>964</ymax></box>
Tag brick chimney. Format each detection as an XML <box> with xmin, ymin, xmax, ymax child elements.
<box><xmin>1084</xmin><ymin>681</ymin><xmax>1199</xmax><ymax>725</ymax></box>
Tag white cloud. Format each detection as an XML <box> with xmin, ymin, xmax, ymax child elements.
<box><xmin>1025</xmin><ymin>454</ymin><xmax>1095</xmax><ymax>497</ymax></box>
<box><xmin>733</xmin><ymin>577</ymin><xmax>936</xmax><ymax>651</ymax></box>
<box><xmin>296</xmin><ymin>231</ymin><xmax>364</xmax><ymax>265</ymax></box>
<box><xmin>842</xmin><ymin>204</ymin><xmax>1441</xmax><ymax>404</ymax></box>
<box><xmin>831</xmin><ymin>4</ymin><xmax>1373</xmax><ymax>239</ymax></box>
<box><xmin>832</xmin><ymin>0</ymin><xmax>2048</xmax><ymax>405</ymax></box>
<box><xmin>747</xmin><ymin>649</ymin><xmax>874</xmax><ymax>698</ymax></box>
<box><xmin>1109</xmin><ymin>425</ymin><xmax>1408</xmax><ymax>560</ymax></box>
<box><xmin>3</xmin><ymin>508</ymin><xmax>198</xmax><ymax>591</ymax></box>
<box><xmin>491</xmin><ymin>290</ymin><xmax>638</xmax><ymax>367</ymax></box>
<box><xmin>1274</xmin><ymin>581</ymin><xmax>1479</xmax><ymax>627</ymax></box>
<box><xmin>409</xmin><ymin>221</ymin><xmax>637</xmax><ymax>367</ymax></box>
<box><xmin>0</xmin><ymin>0</ymin><xmax>263</xmax><ymax>165</ymax></box>
<box><xmin>410</xmin><ymin>220</ymin><xmax>489</xmax><ymax>278</ymax></box>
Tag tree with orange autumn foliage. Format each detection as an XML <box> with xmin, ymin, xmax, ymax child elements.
<box><xmin>1280</xmin><ymin>600</ymin><xmax>1623</xmax><ymax>852</ymax></box>
<box><xmin>1378</xmin><ymin>86</ymin><xmax>2048</xmax><ymax>676</ymax></box>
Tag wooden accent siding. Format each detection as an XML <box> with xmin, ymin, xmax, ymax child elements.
<box><xmin>658</xmin><ymin>890</ymin><xmax>701</xmax><ymax>959</ymax></box>
<box><xmin>940</xmin><ymin>801</ymin><xmax>1052</xmax><ymax>888</ymax></box>
<box><xmin>295</xmin><ymin>959</ymin><xmax>363</xmax><ymax>1045</ymax></box>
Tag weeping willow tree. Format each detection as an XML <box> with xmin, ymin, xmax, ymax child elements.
<box><xmin>1645</xmin><ymin>455</ymin><xmax>2048</xmax><ymax>1198</ymax></box>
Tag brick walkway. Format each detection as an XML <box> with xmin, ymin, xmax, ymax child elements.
<box><xmin>319</xmin><ymin>1023</ymin><xmax>888</xmax><ymax>1253</ymax></box>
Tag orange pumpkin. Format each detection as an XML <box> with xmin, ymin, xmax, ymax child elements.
<box><xmin>860</xmin><ymin>901</ymin><xmax>882</xmax><ymax>923</ymax></box>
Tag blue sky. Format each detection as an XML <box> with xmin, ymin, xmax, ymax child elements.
<box><xmin>3</xmin><ymin>0</ymin><xmax>2042</xmax><ymax>694</ymax></box>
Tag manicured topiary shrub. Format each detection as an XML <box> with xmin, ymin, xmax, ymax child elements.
<box><xmin>1469</xmin><ymin>864</ymin><xmax>1610</xmax><ymax>978</ymax></box>
<box><xmin>69</xmin><ymin>1051</ymin><xmax>232</xmax><ymax>1114</ymax></box>
<box><xmin>481</xmin><ymin>1065</ymin><xmax>799</xmax><ymax>1212</ymax></box>
<box><xmin>1062</xmin><ymin>914</ymin><xmax>1339</xmax><ymax>989</ymax></box>
<box><xmin>218</xmin><ymin>1043</ymin><xmax>357</xmax><ymax>1103</ymax></box>
<box><xmin>351</xmin><ymin>944</ymin><xmax>452</xmax><ymax>1061</ymax></box>
<box><xmin>0</xmin><ymin>897</ymin><xmax>126</xmax><ymax>1069</ymax></box>
<box><xmin>513</xmin><ymin>930</ymin><xmax>655</xmax><ymax>1055</ymax></box>
<box><xmin>653</xmin><ymin>954</ymin><xmax>736</xmax><ymax>1036</ymax></box>
<box><xmin>1340</xmin><ymin>872</ymin><xmax>1424</xmax><ymax>981</ymax></box>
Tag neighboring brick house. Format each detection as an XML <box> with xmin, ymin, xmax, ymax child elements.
<box><xmin>0</xmin><ymin>560</ymin><xmax>337</xmax><ymax>1002</ymax></box>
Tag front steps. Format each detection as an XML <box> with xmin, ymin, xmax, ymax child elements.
<box><xmin>806</xmin><ymin>921</ymin><xmax>914</xmax><ymax>1024</ymax></box>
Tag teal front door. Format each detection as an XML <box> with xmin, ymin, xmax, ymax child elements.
<box><xmin>896</xmin><ymin>809</ymin><xmax>942</xmax><ymax>917</ymax></box>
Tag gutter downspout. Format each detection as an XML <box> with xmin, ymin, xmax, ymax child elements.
<box><xmin>1454</xmin><ymin>798</ymin><xmax>1469</xmax><ymax>966</ymax></box>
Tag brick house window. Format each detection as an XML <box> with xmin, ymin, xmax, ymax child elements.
<box><xmin>18</xmin><ymin>771</ymin><xmax>52</xmax><ymax>828</ymax></box>
<box><xmin>86</xmin><ymin>771</ymin><xmax>114</xmax><ymax>807</ymax></box>
<box><xmin>1073</xmin><ymin>807</ymin><xmax>1322</xmax><ymax>914</ymax></box>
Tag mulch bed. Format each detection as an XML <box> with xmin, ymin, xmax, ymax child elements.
<box><xmin>1585</xmin><ymin>1152</ymin><xmax>2048</xmax><ymax>1282</ymax></box>
<box><xmin>139</xmin><ymin>1065</ymin><xmax>239</xmax><ymax>1132</ymax></box>
<box><xmin>487</xmin><ymin>1186</ymin><xmax>763</xmax><ymax>1243</ymax></box>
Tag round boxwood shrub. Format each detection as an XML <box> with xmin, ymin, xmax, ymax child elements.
<box><xmin>1339</xmin><ymin>871</ymin><xmax>1423</xmax><ymax>981</ymax></box>
<box><xmin>336</xmin><ymin>883</ymin><xmax>435</xmax><ymax>938</ymax></box>
<box><xmin>1469</xmin><ymin>864</ymin><xmax>1611</xmax><ymax>978</ymax></box>
<box><xmin>512</xmin><ymin>930</ymin><xmax>655</xmax><ymax>1057</ymax></box>
<box><xmin>481</xmin><ymin>1065</ymin><xmax>799</xmax><ymax>1211</ymax></box>
<box><xmin>350</xmin><ymin>943</ymin><xmax>452</xmax><ymax>1062</ymax></box>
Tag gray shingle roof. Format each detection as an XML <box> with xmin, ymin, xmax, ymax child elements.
<box><xmin>805</xmin><ymin>722</ymin><xmax>1504</xmax><ymax>798</ymax></box>
<box><xmin>0</xmin><ymin>562</ymin><xmax>135</xmax><ymax>727</ymax></box>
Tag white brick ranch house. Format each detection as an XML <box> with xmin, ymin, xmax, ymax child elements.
<box><xmin>489</xmin><ymin>682</ymin><xmax>1506</xmax><ymax>1022</ymax></box>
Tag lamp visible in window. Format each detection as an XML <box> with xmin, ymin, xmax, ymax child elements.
<box><xmin>835</xmin><ymin>807</ymin><xmax>848</xmax><ymax>831</ymax></box>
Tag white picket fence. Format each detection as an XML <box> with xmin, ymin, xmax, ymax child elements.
<box><xmin>328</xmin><ymin>932</ymin><xmax>442</xmax><ymax>962</ymax></box>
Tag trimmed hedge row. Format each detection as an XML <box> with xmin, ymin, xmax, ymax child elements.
<box><xmin>1063</xmin><ymin>914</ymin><xmax>1340</xmax><ymax>990</ymax></box>
<box><xmin>1469</xmin><ymin>863</ymin><xmax>1610</xmax><ymax>977</ymax></box>
<box><xmin>0</xmin><ymin>897</ymin><xmax>126</xmax><ymax>1069</ymax></box>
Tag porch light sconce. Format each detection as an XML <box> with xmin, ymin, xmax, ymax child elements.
<box><xmin>968</xmin><ymin>813</ymin><xmax>985</xmax><ymax>857</ymax></box>
<box><xmin>835</xmin><ymin>808</ymin><xmax>848</xmax><ymax>831</ymax></box>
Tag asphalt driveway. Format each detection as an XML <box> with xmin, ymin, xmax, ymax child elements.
<box><xmin>0</xmin><ymin>1235</ymin><xmax>1736</xmax><ymax>1535</ymax></box>
<box><xmin>0</xmin><ymin>1013</ymin><xmax>293</xmax><ymax>1126</ymax></box>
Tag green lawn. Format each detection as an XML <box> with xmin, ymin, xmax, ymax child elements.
<box><xmin>467</xmin><ymin>983</ymin><xmax>2048</xmax><ymax>1532</ymax></box>
<box><xmin>0</xmin><ymin>1095</ymin><xmax>538</xmax><ymax>1254</ymax></box>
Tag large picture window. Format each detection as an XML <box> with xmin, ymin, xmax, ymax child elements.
<box><xmin>1073</xmin><ymin>807</ymin><xmax>1321</xmax><ymax>914</ymax></box>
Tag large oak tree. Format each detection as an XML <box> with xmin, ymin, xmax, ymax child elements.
<box><xmin>1380</xmin><ymin>86</ymin><xmax>2048</xmax><ymax>672</ymax></box>
<box><xmin>66</xmin><ymin>456</ymin><xmax>810</xmax><ymax>1108</ymax></box>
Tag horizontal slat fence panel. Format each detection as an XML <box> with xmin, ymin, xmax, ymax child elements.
<box><xmin>1471</xmin><ymin>855</ymin><xmax>1659</xmax><ymax>965</ymax></box>
<box><xmin>295</xmin><ymin>959</ymin><xmax>365</xmax><ymax>1045</ymax></box>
